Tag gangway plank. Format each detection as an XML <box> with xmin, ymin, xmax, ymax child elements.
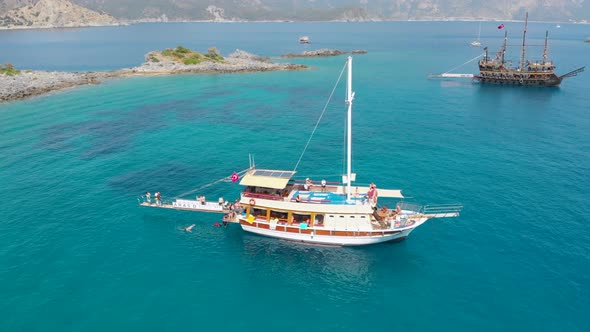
<box><xmin>428</xmin><ymin>73</ymin><xmax>474</xmax><ymax>79</ymax></box>
<box><xmin>139</xmin><ymin>199</ymin><xmax>241</xmax><ymax>223</ymax></box>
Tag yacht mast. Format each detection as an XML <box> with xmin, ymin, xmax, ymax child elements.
<box><xmin>346</xmin><ymin>56</ymin><xmax>354</xmax><ymax>200</ymax></box>
<box><xmin>501</xmin><ymin>31</ymin><xmax>507</xmax><ymax>65</ymax></box>
<box><xmin>519</xmin><ymin>12</ymin><xmax>528</xmax><ymax>70</ymax></box>
<box><xmin>542</xmin><ymin>30</ymin><xmax>549</xmax><ymax>64</ymax></box>
<box><xmin>495</xmin><ymin>31</ymin><xmax>507</xmax><ymax>65</ymax></box>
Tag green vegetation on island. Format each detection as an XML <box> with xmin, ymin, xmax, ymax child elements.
<box><xmin>2</xmin><ymin>48</ymin><xmax>307</xmax><ymax>103</ymax></box>
<box><xmin>0</xmin><ymin>63</ymin><xmax>20</xmax><ymax>76</ymax></box>
<box><xmin>158</xmin><ymin>46</ymin><xmax>224</xmax><ymax>65</ymax></box>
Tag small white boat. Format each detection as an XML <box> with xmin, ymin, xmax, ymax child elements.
<box><xmin>298</xmin><ymin>36</ymin><xmax>310</xmax><ymax>44</ymax></box>
<box><xmin>470</xmin><ymin>22</ymin><xmax>482</xmax><ymax>47</ymax></box>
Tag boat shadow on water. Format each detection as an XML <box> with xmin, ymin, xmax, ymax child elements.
<box><xmin>475</xmin><ymin>83</ymin><xmax>562</xmax><ymax>106</ymax></box>
<box><xmin>238</xmin><ymin>231</ymin><xmax>425</xmax><ymax>282</ymax></box>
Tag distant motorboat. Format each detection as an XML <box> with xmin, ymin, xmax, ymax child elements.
<box><xmin>585</xmin><ymin>37</ymin><xmax>590</xmax><ymax>43</ymax></box>
<box><xmin>299</xmin><ymin>36</ymin><xmax>310</xmax><ymax>44</ymax></box>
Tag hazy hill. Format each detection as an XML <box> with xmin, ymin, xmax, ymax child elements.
<box><xmin>0</xmin><ymin>0</ymin><xmax>118</xmax><ymax>28</ymax></box>
<box><xmin>0</xmin><ymin>0</ymin><xmax>35</xmax><ymax>13</ymax></box>
<box><xmin>72</xmin><ymin>0</ymin><xmax>590</xmax><ymax>22</ymax></box>
<box><xmin>1</xmin><ymin>0</ymin><xmax>589</xmax><ymax>23</ymax></box>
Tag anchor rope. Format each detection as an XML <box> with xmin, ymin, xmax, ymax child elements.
<box><xmin>443</xmin><ymin>53</ymin><xmax>484</xmax><ymax>74</ymax></box>
<box><xmin>292</xmin><ymin>60</ymin><xmax>348</xmax><ymax>172</ymax></box>
<box><xmin>173</xmin><ymin>167</ymin><xmax>252</xmax><ymax>199</ymax></box>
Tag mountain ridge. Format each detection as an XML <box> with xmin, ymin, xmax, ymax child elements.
<box><xmin>1</xmin><ymin>0</ymin><xmax>589</xmax><ymax>27</ymax></box>
<box><xmin>0</xmin><ymin>0</ymin><xmax>118</xmax><ymax>29</ymax></box>
<box><xmin>69</xmin><ymin>0</ymin><xmax>590</xmax><ymax>22</ymax></box>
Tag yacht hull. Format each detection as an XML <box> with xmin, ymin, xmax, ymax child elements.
<box><xmin>239</xmin><ymin>219</ymin><xmax>421</xmax><ymax>246</ymax></box>
<box><xmin>473</xmin><ymin>75</ymin><xmax>561</xmax><ymax>86</ymax></box>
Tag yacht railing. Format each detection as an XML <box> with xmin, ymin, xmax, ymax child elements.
<box><xmin>422</xmin><ymin>204</ymin><xmax>463</xmax><ymax>218</ymax></box>
<box><xmin>396</xmin><ymin>202</ymin><xmax>462</xmax><ymax>218</ymax></box>
<box><xmin>398</xmin><ymin>202</ymin><xmax>423</xmax><ymax>213</ymax></box>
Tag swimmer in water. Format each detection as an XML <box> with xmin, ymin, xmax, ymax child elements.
<box><xmin>184</xmin><ymin>224</ymin><xmax>195</xmax><ymax>232</ymax></box>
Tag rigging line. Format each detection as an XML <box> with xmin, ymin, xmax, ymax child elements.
<box><xmin>292</xmin><ymin>60</ymin><xmax>348</xmax><ymax>172</ymax></box>
<box><xmin>341</xmin><ymin>104</ymin><xmax>347</xmax><ymax>179</ymax></box>
<box><xmin>443</xmin><ymin>53</ymin><xmax>485</xmax><ymax>74</ymax></box>
<box><xmin>173</xmin><ymin>167</ymin><xmax>252</xmax><ymax>199</ymax></box>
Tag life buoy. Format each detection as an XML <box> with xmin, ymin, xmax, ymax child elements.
<box><xmin>249</xmin><ymin>198</ymin><xmax>256</xmax><ymax>206</ymax></box>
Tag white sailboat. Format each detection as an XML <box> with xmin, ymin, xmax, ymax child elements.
<box><xmin>230</xmin><ymin>57</ymin><xmax>461</xmax><ymax>246</ymax></box>
<box><xmin>140</xmin><ymin>56</ymin><xmax>462</xmax><ymax>246</ymax></box>
<box><xmin>471</xmin><ymin>22</ymin><xmax>482</xmax><ymax>47</ymax></box>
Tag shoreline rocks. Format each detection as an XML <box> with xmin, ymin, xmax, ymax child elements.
<box><xmin>0</xmin><ymin>49</ymin><xmax>307</xmax><ymax>103</ymax></box>
<box><xmin>0</xmin><ymin>71</ymin><xmax>113</xmax><ymax>103</ymax></box>
<box><xmin>281</xmin><ymin>49</ymin><xmax>367</xmax><ymax>58</ymax></box>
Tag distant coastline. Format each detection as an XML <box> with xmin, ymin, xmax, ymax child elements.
<box><xmin>1</xmin><ymin>18</ymin><xmax>589</xmax><ymax>31</ymax></box>
<box><xmin>0</xmin><ymin>22</ymin><xmax>125</xmax><ymax>31</ymax></box>
<box><xmin>2</xmin><ymin>0</ymin><xmax>589</xmax><ymax>31</ymax></box>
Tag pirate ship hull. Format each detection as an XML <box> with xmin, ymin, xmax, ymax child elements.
<box><xmin>474</xmin><ymin>69</ymin><xmax>562</xmax><ymax>86</ymax></box>
<box><xmin>476</xmin><ymin>13</ymin><xmax>584</xmax><ymax>87</ymax></box>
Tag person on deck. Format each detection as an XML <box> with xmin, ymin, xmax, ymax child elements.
<box><xmin>367</xmin><ymin>183</ymin><xmax>378</xmax><ymax>209</ymax></box>
<box><xmin>321</xmin><ymin>179</ymin><xmax>327</xmax><ymax>192</ymax></box>
<box><xmin>146</xmin><ymin>192</ymin><xmax>151</xmax><ymax>203</ymax></box>
<box><xmin>304</xmin><ymin>178</ymin><xmax>312</xmax><ymax>191</ymax></box>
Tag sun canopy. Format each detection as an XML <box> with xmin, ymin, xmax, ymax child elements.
<box><xmin>377</xmin><ymin>189</ymin><xmax>404</xmax><ymax>199</ymax></box>
<box><xmin>239</xmin><ymin>169</ymin><xmax>296</xmax><ymax>189</ymax></box>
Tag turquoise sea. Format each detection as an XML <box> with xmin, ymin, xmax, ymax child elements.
<box><xmin>1</xmin><ymin>22</ymin><xmax>589</xmax><ymax>331</ymax></box>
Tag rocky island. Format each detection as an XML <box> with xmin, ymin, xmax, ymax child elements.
<box><xmin>122</xmin><ymin>47</ymin><xmax>305</xmax><ymax>75</ymax></box>
<box><xmin>0</xmin><ymin>47</ymin><xmax>307</xmax><ymax>103</ymax></box>
<box><xmin>282</xmin><ymin>49</ymin><xmax>368</xmax><ymax>58</ymax></box>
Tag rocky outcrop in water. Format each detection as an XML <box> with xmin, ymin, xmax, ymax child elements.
<box><xmin>0</xmin><ymin>70</ymin><xmax>113</xmax><ymax>102</ymax></box>
<box><xmin>121</xmin><ymin>48</ymin><xmax>303</xmax><ymax>75</ymax></box>
<box><xmin>282</xmin><ymin>49</ymin><xmax>367</xmax><ymax>58</ymax></box>
<box><xmin>0</xmin><ymin>48</ymin><xmax>307</xmax><ymax>102</ymax></box>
